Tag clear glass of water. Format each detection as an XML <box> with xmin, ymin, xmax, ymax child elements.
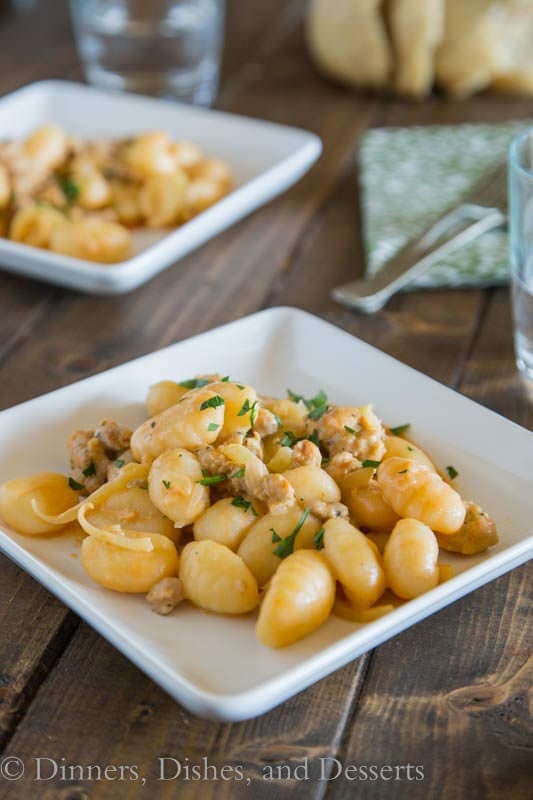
<box><xmin>70</xmin><ymin>0</ymin><xmax>225</xmax><ymax>106</ymax></box>
<box><xmin>509</xmin><ymin>130</ymin><xmax>533</xmax><ymax>381</ymax></box>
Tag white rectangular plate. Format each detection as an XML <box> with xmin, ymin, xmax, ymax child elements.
<box><xmin>0</xmin><ymin>81</ymin><xmax>321</xmax><ymax>294</ymax></box>
<box><xmin>0</xmin><ymin>307</ymin><xmax>531</xmax><ymax>721</ymax></box>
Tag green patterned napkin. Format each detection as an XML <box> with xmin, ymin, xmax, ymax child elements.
<box><xmin>360</xmin><ymin>121</ymin><xmax>531</xmax><ymax>289</ymax></box>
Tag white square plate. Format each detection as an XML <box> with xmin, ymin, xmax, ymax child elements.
<box><xmin>0</xmin><ymin>81</ymin><xmax>321</xmax><ymax>294</ymax></box>
<box><xmin>0</xmin><ymin>307</ymin><xmax>531</xmax><ymax>720</ymax></box>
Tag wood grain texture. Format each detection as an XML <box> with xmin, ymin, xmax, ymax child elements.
<box><xmin>0</xmin><ymin>0</ymin><xmax>531</xmax><ymax>798</ymax></box>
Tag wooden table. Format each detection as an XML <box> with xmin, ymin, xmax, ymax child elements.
<box><xmin>0</xmin><ymin>2</ymin><xmax>531</xmax><ymax>798</ymax></box>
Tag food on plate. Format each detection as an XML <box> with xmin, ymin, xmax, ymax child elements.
<box><xmin>0</xmin><ymin>378</ymin><xmax>499</xmax><ymax>648</ymax></box>
<box><xmin>0</xmin><ymin>125</ymin><xmax>232</xmax><ymax>263</ymax></box>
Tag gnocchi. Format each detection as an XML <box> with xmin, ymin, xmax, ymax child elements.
<box><xmin>148</xmin><ymin>449</ymin><xmax>209</xmax><ymax>527</ymax></box>
<box><xmin>82</xmin><ymin>530</ymin><xmax>179</xmax><ymax>593</ymax></box>
<box><xmin>256</xmin><ymin>550</ymin><xmax>335</xmax><ymax>647</ymax></box>
<box><xmin>0</xmin><ymin>473</ymin><xmax>78</xmax><ymax>535</ymax></box>
<box><xmin>323</xmin><ymin>517</ymin><xmax>386</xmax><ymax>608</ymax></box>
<box><xmin>377</xmin><ymin>457</ymin><xmax>466</xmax><ymax>534</ymax></box>
<box><xmin>193</xmin><ymin>496</ymin><xmax>258</xmax><ymax>550</ymax></box>
<box><xmin>180</xmin><ymin>540</ymin><xmax>258</xmax><ymax>614</ymax></box>
<box><xmin>238</xmin><ymin>506</ymin><xmax>321</xmax><ymax>585</ymax></box>
<box><xmin>383</xmin><ymin>519</ymin><xmax>439</xmax><ymax>599</ymax></box>
<box><xmin>0</xmin><ymin>380</ymin><xmax>498</xmax><ymax>648</ymax></box>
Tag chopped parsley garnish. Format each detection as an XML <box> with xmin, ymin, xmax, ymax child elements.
<box><xmin>321</xmin><ymin>457</ymin><xmax>330</xmax><ymax>467</ymax></box>
<box><xmin>115</xmin><ymin>459</ymin><xmax>125</xmax><ymax>468</ymax></box>
<box><xmin>390</xmin><ymin>423</ymin><xmax>411</xmax><ymax>436</ymax></box>
<box><xmin>162</xmin><ymin>480</ymin><xmax>171</xmax><ymax>489</ymax></box>
<box><xmin>221</xmin><ymin>376</ymin><xmax>230</xmax><ymax>382</ymax></box>
<box><xmin>306</xmin><ymin>390</ymin><xmax>329</xmax><ymax>421</ymax></box>
<box><xmin>308</xmin><ymin>429</ymin><xmax>320</xmax><ymax>446</ymax></box>
<box><xmin>82</xmin><ymin>460</ymin><xmax>96</xmax><ymax>477</ymax></box>
<box><xmin>231</xmin><ymin>495</ymin><xmax>255</xmax><ymax>513</ymax></box>
<box><xmin>58</xmin><ymin>175</ymin><xmax>80</xmax><ymax>204</ymax></box>
<box><xmin>68</xmin><ymin>477</ymin><xmax>84</xmax><ymax>491</ymax></box>
<box><xmin>250</xmin><ymin>401</ymin><xmax>258</xmax><ymax>427</ymax></box>
<box><xmin>280</xmin><ymin>431</ymin><xmax>298</xmax><ymax>448</ymax></box>
<box><xmin>287</xmin><ymin>389</ymin><xmax>305</xmax><ymax>404</ymax></box>
<box><xmin>197</xmin><ymin>470</ymin><xmax>226</xmax><ymax>486</ymax></box>
<box><xmin>397</xmin><ymin>469</ymin><xmax>409</xmax><ymax>474</ymax></box>
<box><xmin>344</xmin><ymin>425</ymin><xmax>356</xmax><ymax>434</ymax></box>
<box><xmin>273</xmin><ymin>508</ymin><xmax>310</xmax><ymax>559</ymax></box>
<box><xmin>270</xmin><ymin>528</ymin><xmax>282</xmax><ymax>543</ymax></box>
<box><xmin>179</xmin><ymin>378</ymin><xmax>210</xmax><ymax>389</ymax></box>
<box><xmin>446</xmin><ymin>465</ymin><xmax>459</xmax><ymax>480</ymax></box>
<box><xmin>313</xmin><ymin>528</ymin><xmax>325</xmax><ymax>550</ymax></box>
<box><xmin>200</xmin><ymin>395</ymin><xmax>225</xmax><ymax>411</ymax></box>
<box><xmin>231</xmin><ymin>467</ymin><xmax>245</xmax><ymax>479</ymax></box>
<box><xmin>407</xmin><ymin>446</ymin><xmax>414</xmax><ymax>452</ymax></box>
<box><xmin>207</xmin><ymin>422</ymin><xmax>220</xmax><ymax>431</ymax></box>
<box><xmin>361</xmin><ymin>459</ymin><xmax>381</xmax><ymax>469</ymax></box>
<box><xmin>272</xmin><ymin>413</ymin><xmax>282</xmax><ymax>426</ymax></box>
<box><xmin>236</xmin><ymin>384</ymin><xmax>245</xmax><ymax>390</ymax></box>
<box><xmin>281</xmin><ymin>429</ymin><xmax>321</xmax><ymax>449</ymax></box>
<box><xmin>237</xmin><ymin>398</ymin><xmax>252</xmax><ymax>416</ymax></box>
<box><xmin>287</xmin><ymin>389</ymin><xmax>329</xmax><ymax>419</ymax></box>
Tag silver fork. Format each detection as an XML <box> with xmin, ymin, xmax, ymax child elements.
<box><xmin>332</xmin><ymin>163</ymin><xmax>508</xmax><ymax>313</ymax></box>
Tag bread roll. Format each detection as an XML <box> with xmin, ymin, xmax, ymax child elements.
<box><xmin>388</xmin><ymin>0</ymin><xmax>445</xmax><ymax>98</ymax></box>
<box><xmin>306</xmin><ymin>0</ymin><xmax>392</xmax><ymax>90</ymax></box>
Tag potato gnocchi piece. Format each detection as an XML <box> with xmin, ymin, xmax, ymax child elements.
<box><xmin>139</xmin><ymin>171</ymin><xmax>188</xmax><ymax>227</ymax></box>
<box><xmin>10</xmin><ymin>204</ymin><xmax>65</xmax><ymax>249</ymax></box>
<box><xmin>180</xmin><ymin>540</ymin><xmax>258</xmax><ymax>614</ymax></box>
<box><xmin>148</xmin><ymin>449</ymin><xmax>209</xmax><ymax>527</ymax></box>
<box><xmin>237</xmin><ymin>507</ymin><xmax>321</xmax><ymax>586</ymax></box>
<box><xmin>146</xmin><ymin>380</ymin><xmax>189</xmax><ymax>417</ymax></box>
<box><xmin>82</xmin><ymin>530</ymin><xmax>179</xmax><ymax>593</ymax></box>
<box><xmin>210</xmin><ymin>382</ymin><xmax>258</xmax><ymax>440</ymax></box>
<box><xmin>124</xmin><ymin>131</ymin><xmax>176</xmax><ymax>178</ymax></box>
<box><xmin>131</xmin><ymin>384</ymin><xmax>225</xmax><ymax>463</ymax></box>
<box><xmin>267</xmin><ymin>446</ymin><xmax>293</xmax><ymax>473</ymax></box>
<box><xmin>323</xmin><ymin>517</ymin><xmax>386</xmax><ymax>609</ymax></box>
<box><xmin>383</xmin><ymin>518</ymin><xmax>439</xmax><ymax>600</ymax></box>
<box><xmin>342</xmin><ymin>478</ymin><xmax>399</xmax><ymax>532</ymax></box>
<box><xmin>256</xmin><ymin>550</ymin><xmax>335</xmax><ymax>647</ymax></box>
<box><xmin>0</xmin><ymin>473</ymin><xmax>79</xmax><ymax>535</ymax></box>
<box><xmin>377</xmin><ymin>457</ymin><xmax>465</xmax><ymax>534</ymax></box>
<box><xmin>71</xmin><ymin>157</ymin><xmax>112</xmax><ymax>209</ymax></box>
<box><xmin>49</xmin><ymin>217</ymin><xmax>131</xmax><ymax>263</ymax></box>
<box><xmin>193</xmin><ymin>496</ymin><xmax>258</xmax><ymax>550</ymax></box>
<box><xmin>24</xmin><ymin>124</ymin><xmax>68</xmax><ymax>171</ymax></box>
<box><xmin>283</xmin><ymin>465</ymin><xmax>341</xmax><ymax>509</ymax></box>
<box><xmin>111</xmin><ymin>180</ymin><xmax>144</xmax><ymax>226</ymax></box>
<box><xmin>261</xmin><ymin>397</ymin><xmax>308</xmax><ymax>437</ymax></box>
<box><xmin>384</xmin><ymin>435</ymin><xmax>437</xmax><ymax>472</ymax></box>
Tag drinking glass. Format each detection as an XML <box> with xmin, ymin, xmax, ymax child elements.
<box><xmin>70</xmin><ymin>0</ymin><xmax>225</xmax><ymax>106</ymax></box>
<box><xmin>509</xmin><ymin>129</ymin><xmax>533</xmax><ymax>381</ymax></box>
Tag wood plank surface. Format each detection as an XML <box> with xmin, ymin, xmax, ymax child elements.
<box><xmin>0</xmin><ymin>1</ymin><xmax>531</xmax><ymax>798</ymax></box>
